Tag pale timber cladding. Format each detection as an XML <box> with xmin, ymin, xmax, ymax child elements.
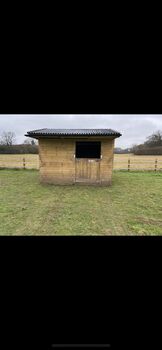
<box><xmin>25</xmin><ymin>129</ymin><xmax>122</xmax><ymax>185</ymax></box>
<box><xmin>39</xmin><ymin>137</ymin><xmax>115</xmax><ymax>185</ymax></box>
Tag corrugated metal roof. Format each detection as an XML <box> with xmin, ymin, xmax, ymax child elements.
<box><xmin>25</xmin><ymin>128</ymin><xmax>122</xmax><ymax>138</ymax></box>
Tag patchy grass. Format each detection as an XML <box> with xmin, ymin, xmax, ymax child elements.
<box><xmin>0</xmin><ymin>169</ymin><xmax>162</xmax><ymax>235</ymax></box>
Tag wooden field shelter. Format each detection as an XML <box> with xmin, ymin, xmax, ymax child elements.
<box><xmin>25</xmin><ymin>129</ymin><xmax>122</xmax><ymax>185</ymax></box>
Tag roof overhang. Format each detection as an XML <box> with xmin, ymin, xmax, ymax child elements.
<box><xmin>25</xmin><ymin>129</ymin><xmax>122</xmax><ymax>140</ymax></box>
<box><xmin>25</xmin><ymin>134</ymin><xmax>121</xmax><ymax>140</ymax></box>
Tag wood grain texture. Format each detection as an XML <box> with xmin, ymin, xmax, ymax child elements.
<box><xmin>75</xmin><ymin>159</ymin><xmax>100</xmax><ymax>182</ymax></box>
<box><xmin>39</xmin><ymin>137</ymin><xmax>115</xmax><ymax>185</ymax></box>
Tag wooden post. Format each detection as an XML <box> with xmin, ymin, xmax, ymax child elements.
<box><xmin>155</xmin><ymin>159</ymin><xmax>158</xmax><ymax>172</ymax></box>
<box><xmin>128</xmin><ymin>159</ymin><xmax>130</xmax><ymax>171</ymax></box>
<box><xmin>23</xmin><ymin>157</ymin><xmax>26</xmax><ymax>170</ymax></box>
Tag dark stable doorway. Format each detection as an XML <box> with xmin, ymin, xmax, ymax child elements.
<box><xmin>75</xmin><ymin>142</ymin><xmax>101</xmax><ymax>159</ymax></box>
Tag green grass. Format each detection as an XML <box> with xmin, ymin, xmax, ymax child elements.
<box><xmin>0</xmin><ymin>169</ymin><xmax>162</xmax><ymax>235</ymax></box>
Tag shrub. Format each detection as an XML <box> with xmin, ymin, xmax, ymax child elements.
<box><xmin>134</xmin><ymin>146</ymin><xmax>162</xmax><ymax>155</ymax></box>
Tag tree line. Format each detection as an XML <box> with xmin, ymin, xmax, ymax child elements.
<box><xmin>1</xmin><ymin>130</ymin><xmax>162</xmax><ymax>155</ymax></box>
<box><xmin>0</xmin><ymin>132</ymin><xmax>38</xmax><ymax>154</ymax></box>
<box><xmin>114</xmin><ymin>131</ymin><xmax>162</xmax><ymax>154</ymax></box>
<box><xmin>131</xmin><ymin>130</ymin><xmax>162</xmax><ymax>155</ymax></box>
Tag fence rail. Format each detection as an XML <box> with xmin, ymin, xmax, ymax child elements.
<box><xmin>0</xmin><ymin>156</ymin><xmax>39</xmax><ymax>169</ymax></box>
<box><xmin>0</xmin><ymin>156</ymin><xmax>162</xmax><ymax>171</ymax></box>
<box><xmin>113</xmin><ymin>158</ymin><xmax>162</xmax><ymax>171</ymax></box>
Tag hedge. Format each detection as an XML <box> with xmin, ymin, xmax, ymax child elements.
<box><xmin>0</xmin><ymin>144</ymin><xmax>38</xmax><ymax>154</ymax></box>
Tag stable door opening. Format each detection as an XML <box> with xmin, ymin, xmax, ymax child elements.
<box><xmin>75</xmin><ymin>141</ymin><xmax>101</xmax><ymax>182</ymax></box>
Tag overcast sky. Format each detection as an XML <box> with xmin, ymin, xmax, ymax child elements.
<box><xmin>0</xmin><ymin>115</ymin><xmax>162</xmax><ymax>148</ymax></box>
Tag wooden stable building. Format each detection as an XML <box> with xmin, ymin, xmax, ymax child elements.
<box><xmin>25</xmin><ymin>129</ymin><xmax>122</xmax><ymax>185</ymax></box>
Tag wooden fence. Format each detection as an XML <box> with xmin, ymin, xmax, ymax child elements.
<box><xmin>0</xmin><ymin>155</ymin><xmax>39</xmax><ymax>170</ymax></box>
<box><xmin>0</xmin><ymin>156</ymin><xmax>162</xmax><ymax>171</ymax></box>
<box><xmin>113</xmin><ymin>158</ymin><xmax>162</xmax><ymax>171</ymax></box>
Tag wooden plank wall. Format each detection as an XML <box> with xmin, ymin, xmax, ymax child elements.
<box><xmin>75</xmin><ymin>159</ymin><xmax>100</xmax><ymax>182</ymax></box>
<box><xmin>39</xmin><ymin>138</ymin><xmax>75</xmax><ymax>184</ymax></box>
<box><xmin>39</xmin><ymin>137</ymin><xmax>115</xmax><ymax>185</ymax></box>
<box><xmin>100</xmin><ymin>139</ymin><xmax>114</xmax><ymax>185</ymax></box>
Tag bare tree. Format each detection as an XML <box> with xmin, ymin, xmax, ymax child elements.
<box><xmin>144</xmin><ymin>130</ymin><xmax>162</xmax><ymax>147</ymax></box>
<box><xmin>24</xmin><ymin>138</ymin><xmax>37</xmax><ymax>145</ymax></box>
<box><xmin>31</xmin><ymin>139</ymin><xmax>37</xmax><ymax>145</ymax></box>
<box><xmin>24</xmin><ymin>139</ymin><xmax>31</xmax><ymax>145</ymax></box>
<box><xmin>130</xmin><ymin>144</ymin><xmax>139</xmax><ymax>153</ymax></box>
<box><xmin>0</xmin><ymin>131</ymin><xmax>16</xmax><ymax>146</ymax></box>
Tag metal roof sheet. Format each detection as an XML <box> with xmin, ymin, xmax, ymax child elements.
<box><xmin>25</xmin><ymin>128</ymin><xmax>122</xmax><ymax>138</ymax></box>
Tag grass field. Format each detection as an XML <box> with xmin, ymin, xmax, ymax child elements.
<box><xmin>0</xmin><ymin>169</ymin><xmax>162</xmax><ymax>235</ymax></box>
<box><xmin>0</xmin><ymin>153</ymin><xmax>162</xmax><ymax>170</ymax></box>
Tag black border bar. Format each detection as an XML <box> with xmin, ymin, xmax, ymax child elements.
<box><xmin>51</xmin><ymin>346</ymin><xmax>111</xmax><ymax>348</ymax></box>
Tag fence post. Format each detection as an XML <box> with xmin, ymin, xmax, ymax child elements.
<box><xmin>23</xmin><ymin>157</ymin><xmax>26</xmax><ymax>170</ymax></box>
<box><xmin>155</xmin><ymin>159</ymin><xmax>158</xmax><ymax>172</ymax></box>
<box><xmin>128</xmin><ymin>159</ymin><xmax>130</xmax><ymax>171</ymax></box>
